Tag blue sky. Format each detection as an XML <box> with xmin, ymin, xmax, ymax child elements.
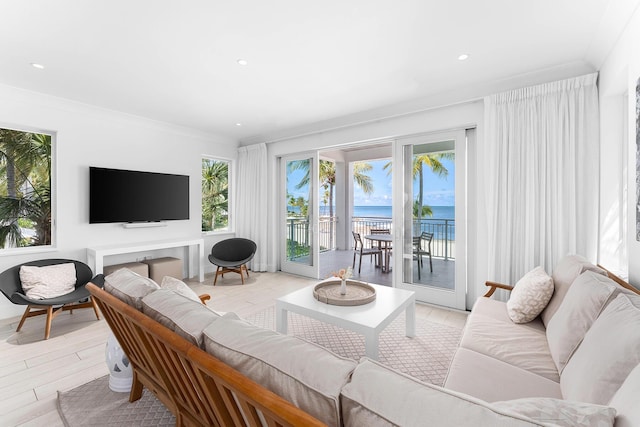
<box><xmin>353</xmin><ymin>158</ymin><xmax>455</xmax><ymax>207</ymax></box>
<box><xmin>286</xmin><ymin>157</ymin><xmax>455</xmax><ymax>207</ymax></box>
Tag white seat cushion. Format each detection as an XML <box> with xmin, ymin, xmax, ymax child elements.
<box><xmin>609</xmin><ymin>362</ymin><xmax>640</xmax><ymax>427</ymax></box>
<box><xmin>342</xmin><ymin>358</ymin><xmax>541</xmax><ymax>427</ymax></box>
<box><xmin>461</xmin><ymin>298</ymin><xmax>558</xmax><ymax>381</ymax></box>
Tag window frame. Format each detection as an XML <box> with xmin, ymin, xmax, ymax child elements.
<box><xmin>0</xmin><ymin>123</ymin><xmax>56</xmax><ymax>255</ymax></box>
<box><xmin>201</xmin><ymin>155</ymin><xmax>233</xmax><ymax>235</ymax></box>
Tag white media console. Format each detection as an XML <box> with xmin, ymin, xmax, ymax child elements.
<box><xmin>87</xmin><ymin>238</ymin><xmax>205</xmax><ymax>282</ymax></box>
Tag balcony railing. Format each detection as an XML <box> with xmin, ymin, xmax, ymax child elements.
<box><xmin>286</xmin><ymin>216</ymin><xmax>455</xmax><ymax>260</ymax></box>
<box><xmin>351</xmin><ymin>216</ymin><xmax>455</xmax><ymax>260</ymax></box>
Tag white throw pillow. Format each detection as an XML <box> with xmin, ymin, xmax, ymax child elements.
<box><xmin>492</xmin><ymin>398</ymin><xmax>616</xmax><ymax>427</ymax></box>
<box><xmin>160</xmin><ymin>276</ymin><xmax>200</xmax><ymax>302</ymax></box>
<box><xmin>507</xmin><ymin>266</ymin><xmax>554</xmax><ymax>323</ymax></box>
<box><xmin>20</xmin><ymin>263</ymin><xmax>77</xmax><ymax>300</ymax></box>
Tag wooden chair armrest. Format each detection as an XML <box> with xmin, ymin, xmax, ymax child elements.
<box><xmin>199</xmin><ymin>294</ymin><xmax>211</xmax><ymax>304</ymax></box>
<box><xmin>483</xmin><ymin>281</ymin><xmax>514</xmax><ymax>298</ymax></box>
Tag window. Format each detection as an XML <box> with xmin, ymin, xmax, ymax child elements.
<box><xmin>201</xmin><ymin>157</ymin><xmax>230</xmax><ymax>232</ymax></box>
<box><xmin>0</xmin><ymin>127</ymin><xmax>52</xmax><ymax>249</ymax></box>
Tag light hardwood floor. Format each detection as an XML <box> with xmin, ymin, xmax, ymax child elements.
<box><xmin>0</xmin><ymin>271</ymin><xmax>468</xmax><ymax>426</ymax></box>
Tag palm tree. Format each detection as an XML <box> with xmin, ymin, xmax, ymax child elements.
<box><xmin>0</xmin><ymin>130</ymin><xmax>52</xmax><ymax>248</ymax></box>
<box><xmin>288</xmin><ymin>159</ymin><xmax>374</xmax><ymax>249</ymax></box>
<box><xmin>413</xmin><ymin>153</ymin><xmax>453</xmax><ymax>223</ymax></box>
<box><xmin>383</xmin><ymin>152</ymin><xmax>453</xmax><ymax>221</ymax></box>
<box><xmin>202</xmin><ymin>159</ymin><xmax>229</xmax><ymax>231</ymax></box>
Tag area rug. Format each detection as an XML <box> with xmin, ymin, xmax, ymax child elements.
<box><xmin>245</xmin><ymin>305</ymin><xmax>463</xmax><ymax>386</ymax></box>
<box><xmin>57</xmin><ymin>376</ymin><xmax>174</xmax><ymax>427</ymax></box>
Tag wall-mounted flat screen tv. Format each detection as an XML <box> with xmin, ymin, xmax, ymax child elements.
<box><xmin>89</xmin><ymin>167</ymin><xmax>189</xmax><ymax>224</ymax></box>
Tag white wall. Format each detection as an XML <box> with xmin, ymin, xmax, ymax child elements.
<box><xmin>598</xmin><ymin>4</ymin><xmax>640</xmax><ymax>284</ymax></box>
<box><xmin>264</xmin><ymin>101</ymin><xmax>484</xmax><ymax>308</ymax></box>
<box><xmin>0</xmin><ymin>84</ymin><xmax>237</xmax><ymax>319</ymax></box>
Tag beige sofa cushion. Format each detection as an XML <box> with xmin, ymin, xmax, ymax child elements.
<box><xmin>609</xmin><ymin>362</ymin><xmax>640</xmax><ymax>427</ymax></box>
<box><xmin>542</xmin><ymin>255</ymin><xmax>606</xmax><ymax>326</ymax></box>
<box><xmin>141</xmin><ymin>289</ymin><xmax>219</xmax><ymax>347</ymax></box>
<box><xmin>546</xmin><ymin>271</ymin><xmax>618</xmax><ymax>373</ymax></box>
<box><xmin>160</xmin><ymin>276</ymin><xmax>200</xmax><ymax>302</ymax></box>
<box><xmin>507</xmin><ymin>267</ymin><xmax>554</xmax><ymax>324</ymax></box>
<box><xmin>444</xmin><ymin>347</ymin><xmax>562</xmax><ymax>402</ymax></box>
<box><xmin>492</xmin><ymin>398</ymin><xmax>616</xmax><ymax>427</ymax></box>
<box><xmin>461</xmin><ymin>298</ymin><xmax>558</xmax><ymax>381</ymax></box>
<box><xmin>561</xmin><ymin>293</ymin><xmax>640</xmax><ymax>405</ymax></box>
<box><xmin>202</xmin><ymin>313</ymin><xmax>356</xmax><ymax>427</ymax></box>
<box><xmin>342</xmin><ymin>358</ymin><xmax>541</xmax><ymax>427</ymax></box>
<box><xmin>104</xmin><ymin>268</ymin><xmax>159</xmax><ymax>310</ymax></box>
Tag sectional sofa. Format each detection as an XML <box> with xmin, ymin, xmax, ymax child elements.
<box><xmin>90</xmin><ymin>255</ymin><xmax>640</xmax><ymax>426</ymax></box>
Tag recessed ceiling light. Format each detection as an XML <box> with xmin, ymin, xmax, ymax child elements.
<box><xmin>457</xmin><ymin>54</ymin><xmax>469</xmax><ymax>61</ymax></box>
<box><xmin>237</xmin><ymin>59</ymin><xmax>248</xmax><ymax>66</ymax></box>
<box><xmin>31</xmin><ymin>63</ymin><xmax>45</xmax><ymax>69</ymax></box>
<box><xmin>235</xmin><ymin>123</ymin><xmax>242</xmax><ymax>127</ymax></box>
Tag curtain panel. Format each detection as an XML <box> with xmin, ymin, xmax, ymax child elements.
<box><xmin>483</xmin><ymin>73</ymin><xmax>600</xmax><ymax>293</ymax></box>
<box><xmin>236</xmin><ymin>143</ymin><xmax>269</xmax><ymax>272</ymax></box>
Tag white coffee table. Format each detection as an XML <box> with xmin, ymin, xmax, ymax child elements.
<box><xmin>276</xmin><ymin>282</ymin><xmax>416</xmax><ymax>360</ymax></box>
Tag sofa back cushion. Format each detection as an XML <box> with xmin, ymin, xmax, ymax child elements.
<box><xmin>341</xmin><ymin>358</ymin><xmax>541</xmax><ymax>426</ymax></box>
<box><xmin>546</xmin><ymin>271</ymin><xmax>619</xmax><ymax>373</ymax></box>
<box><xmin>141</xmin><ymin>289</ymin><xmax>219</xmax><ymax>347</ymax></box>
<box><xmin>104</xmin><ymin>268</ymin><xmax>159</xmax><ymax>310</ymax></box>
<box><xmin>541</xmin><ymin>255</ymin><xmax>607</xmax><ymax>327</ymax></box>
<box><xmin>202</xmin><ymin>313</ymin><xmax>356</xmax><ymax>427</ymax></box>
<box><xmin>560</xmin><ymin>293</ymin><xmax>640</xmax><ymax>405</ymax></box>
<box><xmin>609</xmin><ymin>362</ymin><xmax>640</xmax><ymax>427</ymax></box>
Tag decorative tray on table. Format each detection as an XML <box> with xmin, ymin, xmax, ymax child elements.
<box><xmin>313</xmin><ymin>280</ymin><xmax>376</xmax><ymax>306</ymax></box>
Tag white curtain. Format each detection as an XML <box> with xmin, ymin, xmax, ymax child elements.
<box><xmin>483</xmin><ymin>73</ymin><xmax>600</xmax><ymax>293</ymax></box>
<box><xmin>236</xmin><ymin>143</ymin><xmax>268</xmax><ymax>272</ymax></box>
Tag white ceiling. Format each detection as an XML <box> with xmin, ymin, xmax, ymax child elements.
<box><xmin>0</xmin><ymin>0</ymin><xmax>637</xmax><ymax>143</ymax></box>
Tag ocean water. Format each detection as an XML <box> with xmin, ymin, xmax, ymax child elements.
<box><xmin>319</xmin><ymin>205</ymin><xmax>455</xmax><ymax>219</ymax></box>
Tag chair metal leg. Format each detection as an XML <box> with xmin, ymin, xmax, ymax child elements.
<box><xmin>429</xmin><ymin>253</ymin><xmax>433</xmax><ymax>272</ymax></box>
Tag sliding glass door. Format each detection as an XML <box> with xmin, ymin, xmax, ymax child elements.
<box><xmin>280</xmin><ymin>153</ymin><xmax>320</xmax><ymax>278</ymax></box>
<box><xmin>393</xmin><ymin>130</ymin><xmax>466</xmax><ymax>310</ymax></box>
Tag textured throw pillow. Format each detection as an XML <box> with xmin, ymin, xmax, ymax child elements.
<box><xmin>492</xmin><ymin>398</ymin><xmax>616</xmax><ymax>427</ymax></box>
<box><xmin>506</xmin><ymin>267</ymin><xmax>554</xmax><ymax>323</ymax></box>
<box><xmin>561</xmin><ymin>293</ymin><xmax>640</xmax><ymax>405</ymax></box>
<box><xmin>160</xmin><ymin>276</ymin><xmax>200</xmax><ymax>302</ymax></box>
<box><xmin>20</xmin><ymin>263</ymin><xmax>77</xmax><ymax>300</ymax></box>
<box><xmin>546</xmin><ymin>271</ymin><xmax>618</xmax><ymax>373</ymax></box>
<box><xmin>104</xmin><ymin>268</ymin><xmax>159</xmax><ymax>310</ymax></box>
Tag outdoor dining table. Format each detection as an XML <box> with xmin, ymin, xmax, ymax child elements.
<box><xmin>364</xmin><ymin>234</ymin><xmax>393</xmax><ymax>273</ymax></box>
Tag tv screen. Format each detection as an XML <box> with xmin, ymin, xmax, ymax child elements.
<box><xmin>89</xmin><ymin>167</ymin><xmax>189</xmax><ymax>223</ymax></box>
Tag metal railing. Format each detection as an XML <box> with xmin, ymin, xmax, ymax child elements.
<box><xmin>286</xmin><ymin>216</ymin><xmax>455</xmax><ymax>260</ymax></box>
<box><xmin>351</xmin><ymin>216</ymin><xmax>455</xmax><ymax>260</ymax></box>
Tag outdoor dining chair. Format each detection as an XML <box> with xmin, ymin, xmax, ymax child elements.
<box><xmin>413</xmin><ymin>231</ymin><xmax>434</xmax><ymax>279</ymax></box>
<box><xmin>352</xmin><ymin>232</ymin><xmax>383</xmax><ymax>274</ymax></box>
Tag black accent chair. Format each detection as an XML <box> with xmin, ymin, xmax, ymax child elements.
<box><xmin>208</xmin><ymin>238</ymin><xmax>257</xmax><ymax>285</ymax></box>
<box><xmin>0</xmin><ymin>259</ymin><xmax>103</xmax><ymax>340</ymax></box>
